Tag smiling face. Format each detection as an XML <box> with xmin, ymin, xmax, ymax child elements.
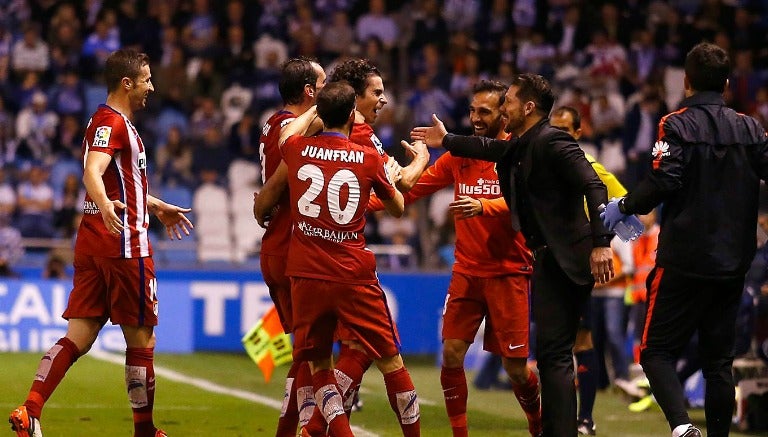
<box><xmin>356</xmin><ymin>74</ymin><xmax>387</xmax><ymax>124</ymax></box>
<box><xmin>128</xmin><ymin>63</ymin><xmax>154</xmax><ymax>111</ymax></box>
<box><xmin>469</xmin><ymin>91</ymin><xmax>504</xmax><ymax>139</ymax></box>
<box><xmin>501</xmin><ymin>85</ymin><xmax>526</xmax><ymax>135</ymax></box>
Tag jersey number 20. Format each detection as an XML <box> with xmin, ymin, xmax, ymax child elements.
<box><xmin>297</xmin><ymin>164</ymin><xmax>361</xmax><ymax>225</ymax></box>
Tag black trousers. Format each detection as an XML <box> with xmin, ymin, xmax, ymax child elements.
<box><xmin>640</xmin><ymin>267</ymin><xmax>743</xmax><ymax>436</ymax></box>
<box><xmin>532</xmin><ymin>249</ymin><xmax>593</xmax><ymax>437</ymax></box>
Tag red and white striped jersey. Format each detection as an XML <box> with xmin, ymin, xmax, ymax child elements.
<box><xmin>76</xmin><ymin>104</ymin><xmax>152</xmax><ymax>258</ymax></box>
<box><xmin>259</xmin><ymin>109</ymin><xmax>296</xmax><ymax>257</ymax></box>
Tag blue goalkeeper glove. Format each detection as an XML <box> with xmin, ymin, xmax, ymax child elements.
<box><xmin>600</xmin><ymin>198</ymin><xmax>628</xmax><ymax>231</ymax></box>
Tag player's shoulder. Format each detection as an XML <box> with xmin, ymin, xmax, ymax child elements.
<box><xmin>91</xmin><ymin>105</ymin><xmax>125</xmax><ymax>126</ymax></box>
<box><xmin>345</xmin><ymin>137</ymin><xmax>387</xmax><ymax>168</ymax></box>
<box><xmin>734</xmin><ymin>111</ymin><xmax>768</xmax><ymax>141</ymax></box>
<box><xmin>270</xmin><ymin>109</ymin><xmax>296</xmax><ymax>125</ymax></box>
<box><xmin>282</xmin><ymin>133</ymin><xmax>304</xmax><ymax>148</ymax></box>
<box><xmin>88</xmin><ymin>106</ymin><xmax>127</xmax><ymax>147</ymax></box>
<box><xmin>263</xmin><ymin>110</ymin><xmax>296</xmax><ymax>137</ymax></box>
<box><xmin>355</xmin><ymin>124</ymin><xmax>387</xmax><ymax>157</ymax></box>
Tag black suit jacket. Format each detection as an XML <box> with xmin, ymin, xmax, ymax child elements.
<box><xmin>443</xmin><ymin>118</ymin><xmax>612</xmax><ymax>285</ymax></box>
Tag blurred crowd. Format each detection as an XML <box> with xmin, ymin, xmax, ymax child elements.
<box><xmin>1</xmin><ymin>0</ymin><xmax>768</xmax><ymax>270</ymax></box>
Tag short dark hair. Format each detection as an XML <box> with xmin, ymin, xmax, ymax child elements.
<box><xmin>472</xmin><ymin>80</ymin><xmax>508</xmax><ymax>107</ymax></box>
<box><xmin>329</xmin><ymin>58</ymin><xmax>381</xmax><ymax>96</ymax></box>
<box><xmin>279</xmin><ymin>57</ymin><xmax>320</xmax><ymax>105</ymax></box>
<box><xmin>684</xmin><ymin>42</ymin><xmax>730</xmax><ymax>93</ymax></box>
<box><xmin>104</xmin><ymin>49</ymin><xmax>150</xmax><ymax>92</ymax></box>
<box><xmin>552</xmin><ymin>106</ymin><xmax>581</xmax><ymax>130</ymax></box>
<box><xmin>316</xmin><ymin>81</ymin><xmax>356</xmax><ymax>129</ymax></box>
<box><xmin>511</xmin><ymin>73</ymin><xmax>555</xmax><ymax>116</ymax></box>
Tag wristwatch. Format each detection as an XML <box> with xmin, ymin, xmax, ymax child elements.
<box><xmin>618</xmin><ymin>197</ymin><xmax>628</xmax><ymax>214</ymax></box>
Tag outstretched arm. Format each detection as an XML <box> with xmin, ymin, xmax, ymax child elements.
<box><xmin>412</xmin><ymin>114</ymin><xmax>511</xmax><ymax>161</ymax></box>
<box><xmin>147</xmin><ymin>194</ymin><xmax>193</xmax><ymax>240</ymax></box>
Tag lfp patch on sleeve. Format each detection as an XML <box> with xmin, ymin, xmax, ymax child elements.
<box><xmin>370</xmin><ymin>133</ymin><xmax>385</xmax><ymax>156</ymax></box>
<box><xmin>93</xmin><ymin>126</ymin><xmax>112</xmax><ymax>148</ymax></box>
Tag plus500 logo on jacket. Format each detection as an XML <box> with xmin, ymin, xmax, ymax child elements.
<box><xmin>458</xmin><ymin>178</ymin><xmax>501</xmax><ymax>196</ymax></box>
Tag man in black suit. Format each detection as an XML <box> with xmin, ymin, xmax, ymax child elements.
<box><xmin>412</xmin><ymin>73</ymin><xmax>615</xmax><ymax>437</ymax></box>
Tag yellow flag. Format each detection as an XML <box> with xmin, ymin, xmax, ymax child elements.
<box><xmin>242</xmin><ymin>305</ymin><xmax>293</xmax><ymax>383</ymax></box>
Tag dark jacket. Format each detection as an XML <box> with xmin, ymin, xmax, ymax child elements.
<box><xmin>623</xmin><ymin>91</ymin><xmax>768</xmax><ymax>278</ymax></box>
<box><xmin>443</xmin><ymin>118</ymin><xmax>612</xmax><ymax>285</ymax></box>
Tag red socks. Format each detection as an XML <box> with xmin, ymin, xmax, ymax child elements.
<box><xmin>24</xmin><ymin>337</ymin><xmax>80</xmax><ymax>419</ymax></box>
<box><xmin>384</xmin><ymin>367</ymin><xmax>420</xmax><ymax>437</ymax></box>
<box><xmin>440</xmin><ymin>366</ymin><xmax>468</xmax><ymax>437</ymax></box>
<box><xmin>276</xmin><ymin>360</ymin><xmax>302</xmax><ymax>436</ymax></box>
<box><xmin>299</xmin><ymin>361</ymin><xmax>327</xmax><ymax>435</ymax></box>
<box><xmin>125</xmin><ymin>347</ymin><xmax>157</xmax><ymax>437</ymax></box>
<box><xmin>511</xmin><ymin>369</ymin><xmax>542</xmax><ymax>436</ymax></box>
<box><xmin>334</xmin><ymin>344</ymin><xmax>373</xmax><ymax>415</ymax></box>
<box><xmin>312</xmin><ymin>369</ymin><xmax>353</xmax><ymax>437</ymax></box>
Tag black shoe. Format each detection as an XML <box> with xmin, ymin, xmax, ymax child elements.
<box><xmin>351</xmin><ymin>391</ymin><xmax>363</xmax><ymax>412</ymax></box>
<box><xmin>680</xmin><ymin>425</ymin><xmax>702</xmax><ymax>437</ymax></box>
<box><xmin>577</xmin><ymin>418</ymin><xmax>596</xmax><ymax>435</ymax></box>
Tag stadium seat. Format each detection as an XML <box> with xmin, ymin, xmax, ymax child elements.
<box><xmin>193</xmin><ymin>182</ymin><xmax>232</xmax><ymax>262</ymax></box>
<box><xmin>160</xmin><ymin>185</ymin><xmax>194</xmax><ymax>217</ymax></box>
<box><xmin>49</xmin><ymin>159</ymin><xmax>81</xmax><ymax>194</ymax></box>
<box><xmin>227</xmin><ymin>158</ymin><xmax>261</xmax><ymax>193</ymax></box>
<box><xmin>229</xmin><ymin>186</ymin><xmax>264</xmax><ymax>263</ymax></box>
<box><xmin>83</xmin><ymin>84</ymin><xmax>107</xmax><ymax>119</ymax></box>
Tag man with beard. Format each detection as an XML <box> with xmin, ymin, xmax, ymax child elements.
<box><xmin>255</xmin><ymin>57</ymin><xmax>326</xmax><ymax>436</ymax></box>
<box><xmin>370</xmin><ymin>80</ymin><xmax>542</xmax><ymax>437</ymax></box>
<box><xmin>412</xmin><ymin>73</ymin><xmax>615</xmax><ymax>437</ymax></box>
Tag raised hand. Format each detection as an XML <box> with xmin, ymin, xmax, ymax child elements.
<box><xmin>402</xmin><ymin>139</ymin><xmax>427</xmax><ymax>162</ymax></box>
<box><xmin>153</xmin><ymin>201</ymin><xmax>193</xmax><ymax>240</ymax></box>
<box><xmin>410</xmin><ymin>114</ymin><xmax>448</xmax><ymax>148</ymax></box>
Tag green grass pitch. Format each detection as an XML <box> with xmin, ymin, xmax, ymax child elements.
<box><xmin>0</xmin><ymin>352</ymin><xmax>761</xmax><ymax>436</ymax></box>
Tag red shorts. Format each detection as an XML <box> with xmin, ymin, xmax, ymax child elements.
<box><xmin>63</xmin><ymin>254</ymin><xmax>158</xmax><ymax>326</ymax></box>
<box><xmin>261</xmin><ymin>254</ymin><xmax>293</xmax><ymax>332</ymax></box>
<box><xmin>291</xmin><ymin>277</ymin><xmax>400</xmax><ymax>362</ymax></box>
<box><xmin>442</xmin><ymin>272</ymin><xmax>530</xmax><ymax>358</ymax></box>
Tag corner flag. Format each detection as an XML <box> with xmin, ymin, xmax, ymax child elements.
<box><xmin>242</xmin><ymin>305</ymin><xmax>293</xmax><ymax>383</ymax></box>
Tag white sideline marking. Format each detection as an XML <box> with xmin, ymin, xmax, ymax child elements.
<box><xmin>90</xmin><ymin>351</ymin><xmax>379</xmax><ymax>437</ymax></box>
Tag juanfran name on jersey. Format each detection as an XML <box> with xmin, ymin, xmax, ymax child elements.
<box><xmin>370</xmin><ymin>133</ymin><xmax>385</xmax><ymax>156</ymax></box>
<box><xmin>296</xmin><ymin>220</ymin><xmax>359</xmax><ymax>243</ymax></box>
<box><xmin>301</xmin><ymin>145</ymin><xmax>364</xmax><ymax>163</ymax></box>
<box><xmin>458</xmin><ymin>177</ymin><xmax>501</xmax><ymax>196</ymax></box>
<box><xmin>93</xmin><ymin>126</ymin><xmax>112</xmax><ymax>147</ymax></box>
